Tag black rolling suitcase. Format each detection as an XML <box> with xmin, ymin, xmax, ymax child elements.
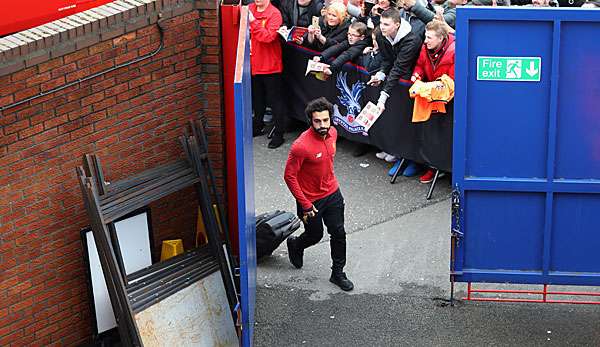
<box><xmin>256</xmin><ymin>210</ymin><xmax>301</xmax><ymax>259</ymax></box>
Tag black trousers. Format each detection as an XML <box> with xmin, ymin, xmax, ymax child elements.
<box><xmin>296</xmin><ymin>189</ymin><xmax>346</xmax><ymax>273</ymax></box>
<box><xmin>252</xmin><ymin>73</ymin><xmax>286</xmax><ymax>138</ymax></box>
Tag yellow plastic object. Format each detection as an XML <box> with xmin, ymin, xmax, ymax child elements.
<box><xmin>160</xmin><ymin>239</ymin><xmax>184</xmax><ymax>261</ymax></box>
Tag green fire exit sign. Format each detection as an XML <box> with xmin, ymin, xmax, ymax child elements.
<box><xmin>477</xmin><ymin>56</ymin><xmax>541</xmax><ymax>82</ymax></box>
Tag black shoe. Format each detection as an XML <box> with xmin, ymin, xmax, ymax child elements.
<box><xmin>329</xmin><ymin>272</ymin><xmax>354</xmax><ymax>291</ymax></box>
<box><xmin>286</xmin><ymin>236</ymin><xmax>303</xmax><ymax>269</ymax></box>
<box><xmin>351</xmin><ymin>143</ymin><xmax>370</xmax><ymax>157</ymax></box>
<box><xmin>268</xmin><ymin>136</ymin><xmax>284</xmax><ymax>149</ymax></box>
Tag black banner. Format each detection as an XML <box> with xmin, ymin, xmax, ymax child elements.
<box><xmin>282</xmin><ymin>43</ymin><xmax>453</xmax><ymax>172</ymax></box>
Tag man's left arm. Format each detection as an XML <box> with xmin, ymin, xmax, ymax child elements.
<box><xmin>284</xmin><ymin>145</ymin><xmax>313</xmax><ymax>211</ymax></box>
<box><xmin>250</xmin><ymin>9</ymin><xmax>284</xmax><ymax>43</ymax></box>
<box><xmin>408</xmin><ymin>0</ymin><xmax>456</xmax><ymax>28</ymax></box>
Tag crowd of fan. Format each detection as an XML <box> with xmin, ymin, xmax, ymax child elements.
<box><xmin>247</xmin><ymin>0</ymin><xmax>599</xmax><ymax>184</ymax></box>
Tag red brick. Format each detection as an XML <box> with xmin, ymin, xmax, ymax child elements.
<box><xmin>88</xmin><ymin>40</ymin><xmax>113</xmax><ymax>55</ymax></box>
<box><xmin>115</xmin><ymin>88</ymin><xmax>139</xmax><ymax>103</ymax></box>
<box><xmin>65</xmin><ymin>67</ymin><xmax>91</xmax><ymax>83</ymax></box>
<box><xmin>70</xmin><ymin>124</ymin><xmax>94</xmax><ymax>139</ymax></box>
<box><xmin>113</xmin><ymin>31</ymin><xmax>136</xmax><ymax>46</ymax></box>
<box><xmin>55</xmin><ymin>100</ymin><xmax>81</xmax><ymax>115</ymax></box>
<box><xmin>11</xmin><ymin>67</ymin><xmax>38</xmax><ymax>82</ymax></box>
<box><xmin>115</xmin><ymin>50</ymin><xmax>139</xmax><ymax>65</ymax></box>
<box><xmin>1</xmin><ymin>80</ymin><xmax>25</xmax><ymax>97</ymax></box>
<box><xmin>81</xmin><ymin>91</ymin><xmax>104</xmax><ymax>106</ymax></box>
<box><xmin>92</xmin><ymin>96</ymin><xmax>116</xmax><ymax>112</ymax></box>
<box><xmin>40</xmin><ymin>77</ymin><xmax>66</xmax><ymax>91</ymax></box>
<box><xmin>0</xmin><ymin>329</ymin><xmax>24</xmax><ymax>346</ymax></box>
<box><xmin>34</xmin><ymin>320</ymin><xmax>60</xmax><ymax>338</ymax></box>
<box><xmin>99</xmin><ymin>45</ymin><xmax>124</xmax><ymax>61</ymax></box>
<box><xmin>14</xmin><ymin>86</ymin><xmax>40</xmax><ymax>101</ymax></box>
<box><xmin>66</xmin><ymin>86</ymin><xmax>92</xmax><ymax>102</ymax></box>
<box><xmin>43</xmin><ymin>115</ymin><xmax>69</xmax><ymax>130</ymax></box>
<box><xmin>175</xmin><ymin>58</ymin><xmax>197</xmax><ymax>72</ymax></box>
<box><xmin>4</xmin><ymin>119</ymin><xmax>29</xmax><ymax>134</ymax></box>
<box><xmin>67</xmin><ymin>105</ymin><xmax>92</xmax><ymax>121</ymax></box>
<box><xmin>94</xmin><ymin>116</ymin><xmax>120</xmax><ymax>130</ymax></box>
<box><xmin>82</xmin><ymin>110</ymin><xmax>106</xmax><ymax>125</ymax></box>
<box><xmin>7</xmin><ymin>280</ymin><xmax>32</xmax><ymax>297</ymax></box>
<box><xmin>41</xmin><ymin>95</ymin><xmax>67</xmax><ymax>111</ymax></box>
<box><xmin>15</xmin><ymin>104</ymin><xmax>42</xmax><ymax>121</ymax></box>
<box><xmin>200</xmin><ymin>55</ymin><xmax>219</xmax><ymax>64</ymax></box>
<box><xmin>0</xmin><ymin>133</ymin><xmax>18</xmax><ymax>146</ymax></box>
<box><xmin>104</xmin><ymin>82</ymin><xmax>128</xmax><ymax>98</ymax></box>
<box><xmin>91</xmin><ymin>76</ymin><xmax>116</xmax><ymax>93</ymax></box>
<box><xmin>10</xmin><ymin>297</ymin><xmax>34</xmax><ymax>313</ymax></box>
<box><xmin>19</xmin><ymin>134</ymin><xmax>69</xmax><ymax>159</ymax></box>
<box><xmin>63</xmin><ymin>49</ymin><xmax>89</xmax><ymax>64</ymax></box>
<box><xmin>77</xmin><ymin>54</ymin><xmax>102</xmax><ymax>68</ymax></box>
<box><xmin>50</xmin><ymin>63</ymin><xmax>77</xmax><ymax>79</ymax></box>
<box><xmin>0</xmin><ymin>114</ymin><xmax>17</xmax><ymax>127</ymax></box>
<box><xmin>89</xmin><ymin>60</ymin><xmax>115</xmax><ymax>75</ymax></box>
<box><xmin>129</xmin><ymin>75</ymin><xmax>151</xmax><ymax>89</ymax></box>
<box><xmin>18</xmin><ymin>123</ymin><xmax>44</xmax><ymax>139</ymax></box>
<box><xmin>127</xmin><ymin>34</ymin><xmax>151</xmax><ymax>51</ymax></box>
<box><xmin>25</xmin><ymin>72</ymin><xmax>52</xmax><ymax>87</ymax></box>
<box><xmin>38</xmin><ymin>57</ymin><xmax>64</xmax><ymax>73</ymax></box>
<box><xmin>23</xmin><ymin>318</ymin><xmax>49</xmax><ymax>338</ymax></box>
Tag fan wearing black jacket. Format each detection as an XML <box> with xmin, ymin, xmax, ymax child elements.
<box><xmin>366</xmin><ymin>8</ymin><xmax>421</xmax><ymax>110</ymax></box>
<box><xmin>280</xmin><ymin>0</ymin><xmax>323</xmax><ymax>29</ymax></box>
<box><xmin>304</xmin><ymin>2</ymin><xmax>351</xmax><ymax>50</ymax></box>
<box><xmin>312</xmin><ymin>22</ymin><xmax>370</xmax><ymax>76</ymax></box>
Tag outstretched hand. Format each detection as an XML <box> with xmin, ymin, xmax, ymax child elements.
<box><xmin>367</xmin><ymin>76</ymin><xmax>382</xmax><ymax>86</ymax></box>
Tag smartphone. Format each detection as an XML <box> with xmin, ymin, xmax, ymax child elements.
<box><xmin>312</xmin><ymin>16</ymin><xmax>320</xmax><ymax>28</ymax></box>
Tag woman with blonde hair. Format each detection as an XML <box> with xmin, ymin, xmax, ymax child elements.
<box><xmin>305</xmin><ymin>2</ymin><xmax>351</xmax><ymax>50</ymax></box>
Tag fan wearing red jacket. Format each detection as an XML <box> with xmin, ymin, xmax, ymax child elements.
<box><xmin>411</xmin><ymin>20</ymin><xmax>455</xmax><ymax>183</ymax></box>
<box><xmin>284</xmin><ymin>98</ymin><xmax>354</xmax><ymax>292</ymax></box>
<box><xmin>411</xmin><ymin>20</ymin><xmax>455</xmax><ymax>85</ymax></box>
<box><xmin>249</xmin><ymin>0</ymin><xmax>287</xmax><ymax>148</ymax></box>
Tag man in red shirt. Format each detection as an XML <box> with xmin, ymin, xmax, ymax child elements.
<box><xmin>284</xmin><ymin>97</ymin><xmax>353</xmax><ymax>291</ymax></box>
<box><xmin>249</xmin><ymin>0</ymin><xmax>287</xmax><ymax>148</ymax></box>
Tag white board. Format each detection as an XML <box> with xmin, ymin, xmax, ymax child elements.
<box><xmin>84</xmin><ymin>211</ymin><xmax>152</xmax><ymax>334</ymax></box>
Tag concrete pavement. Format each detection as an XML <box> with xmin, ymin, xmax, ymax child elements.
<box><xmin>252</xmin><ymin>130</ymin><xmax>600</xmax><ymax>347</ymax></box>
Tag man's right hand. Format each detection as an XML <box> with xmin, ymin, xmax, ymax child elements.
<box><xmin>367</xmin><ymin>76</ymin><xmax>382</xmax><ymax>86</ymax></box>
<box><xmin>302</xmin><ymin>205</ymin><xmax>319</xmax><ymax>223</ymax></box>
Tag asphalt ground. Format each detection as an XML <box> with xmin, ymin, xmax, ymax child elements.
<box><xmin>252</xmin><ymin>129</ymin><xmax>600</xmax><ymax>347</ymax></box>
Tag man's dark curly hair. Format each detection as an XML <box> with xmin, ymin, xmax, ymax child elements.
<box><xmin>305</xmin><ymin>97</ymin><xmax>334</xmax><ymax>122</ymax></box>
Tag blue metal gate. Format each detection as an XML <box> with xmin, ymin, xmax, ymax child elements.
<box><xmin>452</xmin><ymin>8</ymin><xmax>600</xmax><ymax>285</ymax></box>
<box><xmin>234</xmin><ymin>6</ymin><xmax>256</xmax><ymax>346</ymax></box>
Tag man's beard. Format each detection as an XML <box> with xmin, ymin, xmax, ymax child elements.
<box><xmin>314</xmin><ymin>126</ymin><xmax>329</xmax><ymax>136</ymax></box>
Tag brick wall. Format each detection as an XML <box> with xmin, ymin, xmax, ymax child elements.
<box><xmin>0</xmin><ymin>0</ymin><xmax>224</xmax><ymax>345</ymax></box>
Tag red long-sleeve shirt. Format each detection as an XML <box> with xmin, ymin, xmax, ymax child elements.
<box><xmin>249</xmin><ymin>3</ymin><xmax>283</xmax><ymax>75</ymax></box>
<box><xmin>284</xmin><ymin>127</ymin><xmax>339</xmax><ymax>211</ymax></box>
